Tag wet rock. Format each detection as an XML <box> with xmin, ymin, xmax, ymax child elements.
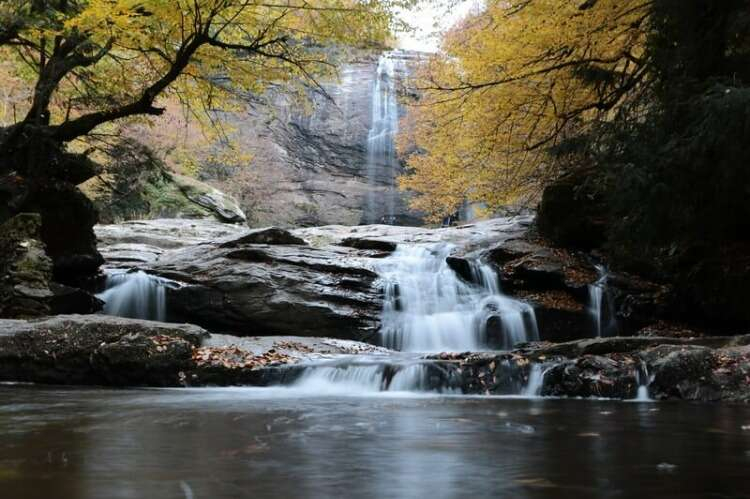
<box><xmin>94</xmin><ymin>216</ymin><xmax>537</xmax><ymax>341</ymax></box>
<box><xmin>0</xmin><ymin>316</ymin><xmax>395</xmax><ymax>387</ymax></box>
<box><xmin>445</xmin><ymin>256</ymin><xmax>474</xmax><ymax>283</ymax></box>
<box><xmin>486</xmin><ymin>239</ymin><xmax>542</xmax><ymax>265</ymax></box>
<box><xmin>219</xmin><ymin>227</ymin><xmax>307</xmax><ymax>247</ymax></box>
<box><xmin>340</xmin><ymin>237</ymin><xmax>397</xmax><ymax>252</ymax></box>
<box><xmin>0</xmin><ymin>315</ymin><xmax>207</xmax><ymax>386</ymax></box>
<box><xmin>543</xmin><ymin>355</ymin><xmax>639</xmax><ymax>399</ymax></box>
<box><xmin>96</xmin><ymin>218</ymin><xmax>246</xmax><ymax>258</ymax></box>
<box><xmin>645</xmin><ymin>345</ymin><xmax>720</xmax><ymax>401</ymax></box>
<box><xmin>445</xmin><ymin>335</ymin><xmax>750</xmax><ymax>401</ymax></box>
<box><xmin>155</xmin><ymin>241</ymin><xmax>381</xmax><ymax>340</ymax></box>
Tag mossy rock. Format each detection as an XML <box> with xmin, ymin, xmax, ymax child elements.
<box><xmin>84</xmin><ymin>144</ymin><xmax>245</xmax><ymax>224</ymax></box>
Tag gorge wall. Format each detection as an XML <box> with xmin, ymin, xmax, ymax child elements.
<box><xmin>213</xmin><ymin>50</ymin><xmax>424</xmax><ymax>227</ymax></box>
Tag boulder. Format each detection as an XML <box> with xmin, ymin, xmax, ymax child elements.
<box><xmin>0</xmin><ymin>315</ymin><xmax>207</xmax><ymax>386</ymax></box>
<box><xmin>340</xmin><ymin>237</ymin><xmax>397</xmax><ymax>252</ymax></box>
<box><xmin>219</xmin><ymin>227</ymin><xmax>307</xmax><ymax>247</ymax></box>
<box><xmin>154</xmin><ymin>241</ymin><xmax>382</xmax><ymax>341</ymax></box>
<box><xmin>172</xmin><ymin>173</ymin><xmax>246</xmax><ymax>224</ymax></box>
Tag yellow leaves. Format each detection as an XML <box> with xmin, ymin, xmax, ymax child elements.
<box><xmin>5</xmin><ymin>0</ymin><xmax>399</xmax><ymax>141</ymax></box>
<box><xmin>399</xmin><ymin>0</ymin><xmax>649</xmax><ymax>221</ymax></box>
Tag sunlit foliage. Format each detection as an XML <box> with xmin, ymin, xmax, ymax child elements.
<box><xmin>399</xmin><ymin>0</ymin><xmax>649</xmax><ymax>221</ymax></box>
<box><xmin>0</xmin><ymin>0</ymin><xmax>412</xmax><ymax>153</ymax></box>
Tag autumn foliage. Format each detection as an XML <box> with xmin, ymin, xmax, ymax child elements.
<box><xmin>399</xmin><ymin>0</ymin><xmax>649</xmax><ymax>221</ymax></box>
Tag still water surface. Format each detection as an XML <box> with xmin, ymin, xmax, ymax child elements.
<box><xmin>1</xmin><ymin>385</ymin><xmax>749</xmax><ymax>499</ymax></box>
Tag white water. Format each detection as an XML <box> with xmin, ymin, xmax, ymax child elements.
<box><xmin>634</xmin><ymin>361</ymin><xmax>653</xmax><ymax>402</ymax></box>
<box><xmin>365</xmin><ymin>52</ymin><xmax>401</xmax><ymax>224</ymax></box>
<box><xmin>378</xmin><ymin>244</ymin><xmax>539</xmax><ymax>352</ymax></box>
<box><xmin>522</xmin><ymin>364</ymin><xmax>546</xmax><ymax>397</ymax></box>
<box><xmin>291</xmin><ymin>360</ymin><xmax>459</xmax><ymax>394</ymax></box>
<box><xmin>96</xmin><ymin>270</ymin><xmax>172</xmax><ymax>321</ymax></box>
<box><xmin>588</xmin><ymin>264</ymin><xmax>612</xmax><ymax>337</ymax></box>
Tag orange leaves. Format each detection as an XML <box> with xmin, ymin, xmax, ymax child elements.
<box><xmin>191</xmin><ymin>345</ymin><xmax>298</xmax><ymax>370</ymax></box>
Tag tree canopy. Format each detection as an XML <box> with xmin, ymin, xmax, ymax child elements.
<box><xmin>0</xmin><ymin>0</ymin><xmax>407</xmax><ymax>157</ymax></box>
<box><xmin>399</xmin><ymin>0</ymin><xmax>651</xmax><ymax>221</ymax></box>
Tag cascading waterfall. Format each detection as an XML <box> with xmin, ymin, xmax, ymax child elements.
<box><xmin>634</xmin><ymin>361</ymin><xmax>653</xmax><ymax>402</ymax></box>
<box><xmin>291</xmin><ymin>359</ymin><xmax>461</xmax><ymax>394</ymax></box>
<box><xmin>365</xmin><ymin>52</ymin><xmax>401</xmax><ymax>224</ymax></box>
<box><xmin>96</xmin><ymin>270</ymin><xmax>174</xmax><ymax>321</ymax></box>
<box><xmin>378</xmin><ymin>244</ymin><xmax>539</xmax><ymax>352</ymax></box>
<box><xmin>521</xmin><ymin>364</ymin><xmax>547</xmax><ymax>397</ymax></box>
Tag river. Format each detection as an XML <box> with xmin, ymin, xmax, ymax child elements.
<box><xmin>2</xmin><ymin>385</ymin><xmax>749</xmax><ymax>499</ymax></box>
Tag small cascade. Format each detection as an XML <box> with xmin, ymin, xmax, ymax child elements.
<box><xmin>378</xmin><ymin>244</ymin><xmax>539</xmax><ymax>352</ymax></box>
<box><xmin>290</xmin><ymin>359</ymin><xmax>460</xmax><ymax>394</ymax></box>
<box><xmin>364</xmin><ymin>51</ymin><xmax>402</xmax><ymax>224</ymax></box>
<box><xmin>634</xmin><ymin>361</ymin><xmax>653</xmax><ymax>402</ymax></box>
<box><xmin>588</xmin><ymin>264</ymin><xmax>617</xmax><ymax>337</ymax></box>
<box><xmin>96</xmin><ymin>270</ymin><xmax>176</xmax><ymax>321</ymax></box>
<box><xmin>521</xmin><ymin>364</ymin><xmax>546</xmax><ymax>397</ymax></box>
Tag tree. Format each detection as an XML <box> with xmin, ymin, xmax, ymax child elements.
<box><xmin>0</xmin><ymin>0</ymin><xmax>406</xmax><ymax>278</ymax></box>
<box><xmin>398</xmin><ymin>0</ymin><xmax>650</xmax><ymax>221</ymax></box>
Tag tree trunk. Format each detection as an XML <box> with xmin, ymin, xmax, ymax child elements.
<box><xmin>0</xmin><ymin>125</ymin><xmax>103</xmax><ymax>284</ymax></box>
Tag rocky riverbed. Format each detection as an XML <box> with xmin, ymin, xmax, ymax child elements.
<box><xmin>1</xmin><ymin>314</ymin><xmax>748</xmax><ymax>402</ymax></box>
<box><xmin>1</xmin><ymin>214</ymin><xmax>748</xmax><ymax>403</ymax></box>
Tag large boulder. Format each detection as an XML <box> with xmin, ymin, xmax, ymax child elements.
<box><xmin>0</xmin><ymin>315</ymin><xmax>208</xmax><ymax>386</ymax></box>
<box><xmin>152</xmin><ymin>239</ymin><xmax>383</xmax><ymax>341</ymax></box>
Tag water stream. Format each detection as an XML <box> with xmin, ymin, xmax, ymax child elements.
<box><xmin>588</xmin><ymin>264</ymin><xmax>618</xmax><ymax>337</ymax></box>
<box><xmin>96</xmin><ymin>269</ymin><xmax>175</xmax><ymax>322</ymax></box>
<box><xmin>378</xmin><ymin>244</ymin><xmax>538</xmax><ymax>352</ymax></box>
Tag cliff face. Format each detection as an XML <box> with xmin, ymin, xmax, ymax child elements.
<box><xmin>215</xmin><ymin>50</ymin><xmax>424</xmax><ymax>227</ymax></box>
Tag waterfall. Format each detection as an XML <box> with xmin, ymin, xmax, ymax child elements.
<box><xmin>365</xmin><ymin>52</ymin><xmax>401</xmax><ymax>224</ymax></box>
<box><xmin>634</xmin><ymin>361</ymin><xmax>653</xmax><ymax>402</ymax></box>
<box><xmin>378</xmin><ymin>244</ymin><xmax>539</xmax><ymax>352</ymax></box>
<box><xmin>521</xmin><ymin>364</ymin><xmax>546</xmax><ymax>397</ymax></box>
<box><xmin>588</xmin><ymin>264</ymin><xmax>617</xmax><ymax>337</ymax></box>
<box><xmin>96</xmin><ymin>270</ymin><xmax>173</xmax><ymax>321</ymax></box>
<box><xmin>291</xmin><ymin>359</ymin><xmax>460</xmax><ymax>394</ymax></box>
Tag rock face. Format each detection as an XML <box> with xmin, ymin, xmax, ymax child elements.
<box><xmin>214</xmin><ymin>50</ymin><xmax>424</xmax><ymax>227</ymax></box>
<box><xmin>0</xmin><ymin>214</ymin><xmax>102</xmax><ymax>318</ymax></box>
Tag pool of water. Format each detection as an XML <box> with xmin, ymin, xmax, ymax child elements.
<box><xmin>1</xmin><ymin>385</ymin><xmax>749</xmax><ymax>499</ymax></box>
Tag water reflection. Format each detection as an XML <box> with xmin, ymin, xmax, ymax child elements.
<box><xmin>1</xmin><ymin>386</ymin><xmax>749</xmax><ymax>499</ymax></box>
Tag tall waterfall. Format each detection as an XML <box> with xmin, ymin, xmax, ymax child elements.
<box><xmin>365</xmin><ymin>52</ymin><xmax>401</xmax><ymax>224</ymax></box>
<box><xmin>96</xmin><ymin>270</ymin><xmax>171</xmax><ymax>321</ymax></box>
<box><xmin>378</xmin><ymin>244</ymin><xmax>539</xmax><ymax>352</ymax></box>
